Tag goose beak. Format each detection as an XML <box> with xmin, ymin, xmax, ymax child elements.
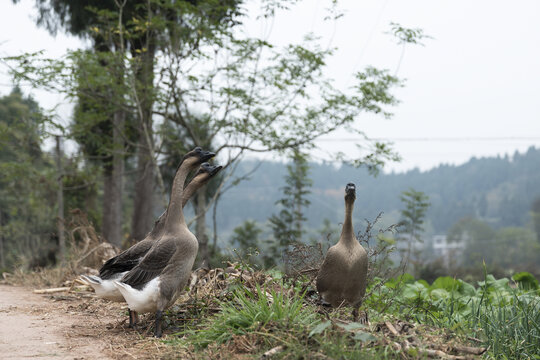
<box><xmin>345</xmin><ymin>183</ymin><xmax>356</xmax><ymax>195</ymax></box>
<box><xmin>198</xmin><ymin>163</ymin><xmax>223</xmax><ymax>177</ymax></box>
<box><xmin>200</xmin><ymin>151</ymin><xmax>215</xmax><ymax>162</ymax></box>
<box><xmin>209</xmin><ymin>165</ymin><xmax>223</xmax><ymax>176</ymax></box>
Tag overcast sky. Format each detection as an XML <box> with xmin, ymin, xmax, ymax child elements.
<box><xmin>1</xmin><ymin>0</ymin><xmax>539</xmax><ymax>172</ymax></box>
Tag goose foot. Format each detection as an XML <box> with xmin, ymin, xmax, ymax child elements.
<box><xmin>352</xmin><ymin>308</ymin><xmax>368</xmax><ymax>324</ymax></box>
<box><xmin>154</xmin><ymin>310</ymin><xmax>163</xmax><ymax>338</ymax></box>
<box><xmin>128</xmin><ymin>310</ymin><xmax>139</xmax><ymax>329</ymax></box>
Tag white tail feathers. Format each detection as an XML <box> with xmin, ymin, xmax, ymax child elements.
<box><xmin>80</xmin><ymin>274</ymin><xmax>126</xmax><ymax>302</ymax></box>
<box><xmin>113</xmin><ymin>278</ymin><xmax>160</xmax><ymax>314</ymax></box>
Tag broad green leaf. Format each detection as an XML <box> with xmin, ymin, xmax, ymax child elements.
<box><xmin>353</xmin><ymin>332</ymin><xmax>377</xmax><ymax>342</ymax></box>
<box><xmin>309</xmin><ymin>321</ymin><xmax>331</xmax><ymax>337</ymax></box>
<box><xmin>402</xmin><ymin>282</ymin><xmax>428</xmax><ymax>300</ymax></box>
<box><xmin>336</xmin><ymin>322</ymin><xmax>367</xmax><ymax>331</ymax></box>
<box><xmin>457</xmin><ymin>280</ymin><xmax>477</xmax><ymax>296</ymax></box>
<box><xmin>512</xmin><ymin>272</ymin><xmax>539</xmax><ymax>290</ymax></box>
<box><xmin>431</xmin><ymin>276</ymin><xmax>459</xmax><ymax>292</ymax></box>
<box><xmin>430</xmin><ymin>288</ymin><xmax>450</xmax><ymax>300</ymax></box>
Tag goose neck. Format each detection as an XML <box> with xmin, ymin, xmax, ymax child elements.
<box><xmin>340</xmin><ymin>198</ymin><xmax>355</xmax><ymax>243</ymax></box>
<box><xmin>164</xmin><ymin>160</ymin><xmax>191</xmax><ymax>230</ymax></box>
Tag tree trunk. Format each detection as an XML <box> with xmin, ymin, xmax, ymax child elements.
<box><xmin>102</xmin><ymin>110</ymin><xmax>125</xmax><ymax>247</ymax></box>
<box><xmin>55</xmin><ymin>136</ymin><xmax>65</xmax><ymax>264</ymax></box>
<box><xmin>130</xmin><ymin>42</ymin><xmax>156</xmax><ymax>243</ymax></box>
<box><xmin>210</xmin><ymin>192</ymin><xmax>221</xmax><ymax>259</ymax></box>
<box><xmin>196</xmin><ymin>185</ymin><xmax>209</xmax><ymax>266</ymax></box>
<box><xmin>131</xmin><ymin>140</ymin><xmax>155</xmax><ymax>242</ymax></box>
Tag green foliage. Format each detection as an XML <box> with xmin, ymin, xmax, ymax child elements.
<box><xmin>266</xmin><ymin>148</ymin><xmax>312</xmax><ymax>267</ymax></box>
<box><xmin>512</xmin><ymin>272</ymin><xmax>539</xmax><ymax>291</ymax></box>
<box><xmin>398</xmin><ymin>188</ymin><xmax>430</xmax><ymax>242</ymax></box>
<box><xmin>369</xmin><ymin>271</ymin><xmax>540</xmax><ymax>359</ymax></box>
<box><xmin>6</xmin><ymin>0</ymin><xmax>405</xmax><ymax>257</ymax></box>
<box><xmin>449</xmin><ymin>217</ymin><xmax>540</xmax><ymax>276</ymax></box>
<box><xmin>166</xmin><ymin>266</ymin><xmax>540</xmax><ymax>359</ymax></box>
<box><xmin>229</xmin><ymin>220</ymin><xmax>263</xmax><ymax>266</ymax></box>
<box><xmin>62</xmin><ymin>157</ymin><xmax>101</xmax><ymax>227</ymax></box>
<box><xmin>0</xmin><ymin>88</ymin><xmax>55</xmax><ymax>268</ymax></box>
<box><xmin>71</xmin><ymin>49</ymin><xmax>132</xmax><ymax>163</ymax></box>
<box><xmin>388</xmin><ymin>22</ymin><xmax>432</xmax><ymax>46</ymax></box>
<box><xmin>181</xmin><ymin>284</ymin><xmax>316</xmax><ymax>349</ymax></box>
<box><xmin>397</xmin><ymin>188</ymin><xmax>430</xmax><ymax>274</ymax></box>
<box><xmin>231</xmin><ymin>220</ymin><xmax>262</xmax><ymax>250</ymax></box>
<box><xmin>447</xmin><ymin>217</ymin><xmax>495</xmax><ymax>244</ymax></box>
<box><xmin>0</xmin><ymin>87</ymin><xmax>101</xmax><ymax>269</ymax></box>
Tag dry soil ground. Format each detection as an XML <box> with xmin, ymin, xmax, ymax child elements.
<box><xmin>0</xmin><ymin>284</ymin><xmax>174</xmax><ymax>360</ymax></box>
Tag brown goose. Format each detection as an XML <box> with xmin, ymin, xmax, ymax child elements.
<box><xmin>114</xmin><ymin>149</ymin><xmax>215</xmax><ymax>337</ymax></box>
<box><xmin>315</xmin><ymin>183</ymin><xmax>368</xmax><ymax>321</ymax></box>
<box><xmin>81</xmin><ymin>150</ymin><xmax>218</xmax><ymax>326</ymax></box>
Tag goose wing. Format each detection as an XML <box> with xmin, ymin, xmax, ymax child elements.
<box><xmin>99</xmin><ymin>239</ymin><xmax>153</xmax><ymax>279</ymax></box>
<box><xmin>315</xmin><ymin>247</ymin><xmax>341</xmax><ymax>294</ymax></box>
<box><xmin>119</xmin><ymin>239</ymin><xmax>177</xmax><ymax>290</ymax></box>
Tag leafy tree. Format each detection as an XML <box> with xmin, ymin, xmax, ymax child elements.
<box><xmin>13</xmin><ymin>0</ymin><xmax>242</xmax><ymax>245</ymax></box>
<box><xmin>0</xmin><ymin>88</ymin><xmax>53</xmax><ymax>268</ymax></box>
<box><xmin>447</xmin><ymin>217</ymin><xmax>496</xmax><ymax>268</ymax></box>
<box><xmin>309</xmin><ymin>218</ymin><xmax>339</xmax><ymax>247</ymax></box>
<box><xmin>398</xmin><ymin>188</ymin><xmax>430</xmax><ymax>272</ymax></box>
<box><xmin>266</xmin><ymin>148</ymin><xmax>312</xmax><ymax>267</ymax></box>
<box><xmin>450</xmin><ymin>217</ymin><xmax>540</xmax><ymax>274</ymax></box>
<box><xmin>447</xmin><ymin>217</ymin><xmax>495</xmax><ymax>244</ymax></box>
<box><xmin>6</xmin><ymin>1</ymin><xmax>408</xmax><ymax>265</ymax></box>
<box><xmin>0</xmin><ymin>87</ymin><xmax>102</xmax><ymax>269</ymax></box>
<box><xmin>231</xmin><ymin>220</ymin><xmax>262</xmax><ymax>250</ymax></box>
<box><xmin>230</xmin><ymin>220</ymin><xmax>263</xmax><ymax>266</ymax></box>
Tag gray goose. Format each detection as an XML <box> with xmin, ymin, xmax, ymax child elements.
<box><xmin>81</xmin><ymin>150</ymin><xmax>218</xmax><ymax>326</ymax></box>
<box><xmin>114</xmin><ymin>148</ymin><xmax>215</xmax><ymax>337</ymax></box>
<box><xmin>315</xmin><ymin>183</ymin><xmax>368</xmax><ymax>321</ymax></box>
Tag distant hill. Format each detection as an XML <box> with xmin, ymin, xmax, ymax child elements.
<box><xmin>214</xmin><ymin>146</ymin><xmax>540</xmax><ymax>240</ymax></box>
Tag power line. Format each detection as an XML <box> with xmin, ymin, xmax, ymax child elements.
<box><xmin>316</xmin><ymin>137</ymin><xmax>540</xmax><ymax>143</ymax></box>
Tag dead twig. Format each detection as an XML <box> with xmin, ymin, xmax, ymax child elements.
<box><xmin>34</xmin><ymin>287</ymin><xmax>70</xmax><ymax>294</ymax></box>
<box><xmin>385</xmin><ymin>321</ymin><xmax>399</xmax><ymax>336</ymax></box>
<box><xmin>452</xmin><ymin>345</ymin><xmax>487</xmax><ymax>355</ymax></box>
<box><xmin>260</xmin><ymin>345</ymin><xmax>285</xmax><ymax>359</ymax></box>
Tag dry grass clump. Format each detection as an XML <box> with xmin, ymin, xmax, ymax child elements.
<box><xmin>2</xmin><ymin>209</ymin><xmax>118</xmax><ymax>288</ymax></box>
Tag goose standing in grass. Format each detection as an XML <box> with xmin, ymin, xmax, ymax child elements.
<box><xmin>114</xmin><ymin>148</ymin><xmax>215</xmax><ymax>337</ymax></box>
<box><xmin>316</xmin><ymin>183</ymin><xmax>368</xmax><ymax>322</ymax></box>
<box><xmin>81</xmin><ymin>149</ymin><xmax>218</xmax><ymax>327</ymax></box>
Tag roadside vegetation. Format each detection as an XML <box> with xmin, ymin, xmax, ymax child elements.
<box><xmin>150</xmin><ymin>261</ymin><xmax>539</xmax><ymax>359</ymax></box>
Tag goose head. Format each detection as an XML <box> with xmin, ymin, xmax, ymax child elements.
<box><xmin>179</xmin><ymin>147</ymin><xmax>216</xmax><ymax>170</ymax></box>
<box><xmin>345</xmin><ymin>183</ymin><xmax>356</xmax><ymax>202</ymax></box>
<box><xmin>197</xmin><ymin>162</ymin><xmax>223</xmax><ymax>177</ymax></box>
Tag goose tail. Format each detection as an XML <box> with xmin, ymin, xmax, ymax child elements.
<box><xmin>113</xmin><ymin>279</ymin><xmax>159</xmax><ymax>314</ymax></box>
<box><xmin>80</xmin><ymin>274</ymin><xmax>101</xmax><ymax>285</ymax></box>
<box><xmin>80</xmin><ymin>275</ymin><xmax>125</xmax><ymax>302</ymax></box>
<box><xmin>113</xmin><ymin>280</ymin><xmax>136</xmax><ymax>303</ymax></box>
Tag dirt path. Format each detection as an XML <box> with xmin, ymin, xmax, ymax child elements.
<box><xmin>0</xmin><ymin>284</ymin><xmax>177</xmax><ymax>360</ymax></box>
<box><xmin>0</xmin><ymin>284</ymin><xmax>115</xmax><ymax>359</ymax></box>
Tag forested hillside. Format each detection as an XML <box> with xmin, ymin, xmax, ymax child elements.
<box><xmin>217</xmin><ymin>147</ymin><xmax>540</xmax><ymax>238</ymax></box>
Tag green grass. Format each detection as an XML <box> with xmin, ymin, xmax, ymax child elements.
<box><xmin>163</xmin><ymin>270</ymin><xmax>540</xmax><ymax>359</ymax></box>
<box><xmin>183</xmin><ymin>284</ymin><xmax>317</xmax><ymax>349</ymax></box>
<box><xmin>471</xmin><ymin>292</ymin><xmax>540</xmax><ymax>359</ymax></box>
<box><xmin>169</xmin><ymin>282</ymin><xmax>398</xmax><ymax>358</ymax></box>
<box><xmin>368</xmin><ymin>270</ymin><xmax>540</xmax><ymax>359</ymax></box>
